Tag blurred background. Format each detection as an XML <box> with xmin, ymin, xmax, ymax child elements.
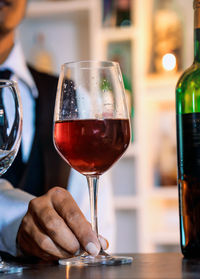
<box><xmin>17</xmin><ymin>0</ymin><xmax>193</xmax><ymax>254</ymax></box>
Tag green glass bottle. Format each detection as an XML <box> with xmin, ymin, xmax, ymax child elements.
<box><xmin>176</xmin><ymin>0</ymin><xmax>200</xmax><ymax>257</ymax></box>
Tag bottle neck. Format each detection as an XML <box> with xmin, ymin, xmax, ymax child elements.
<box><xmin>194</xmin><ymin>8</ymin><xmax>200</xmax><ymax>62</ymax></box>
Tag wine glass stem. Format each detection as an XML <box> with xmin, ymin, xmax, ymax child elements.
<box><xmin>87</xmin><ymin>175</ymin><xmax>99</xmax><ymax>235</ymax></box>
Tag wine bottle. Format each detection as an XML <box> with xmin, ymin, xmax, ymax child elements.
<box><xmin>176</xmin><ymin>0</ymin><xmax>200</xmax><ymax>258</ymax></box>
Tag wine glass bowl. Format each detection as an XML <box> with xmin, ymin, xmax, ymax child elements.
<box><xmin>53</xmin><ymin>61</ymin><xmax>132</xmax><ymax>266</ymax></box>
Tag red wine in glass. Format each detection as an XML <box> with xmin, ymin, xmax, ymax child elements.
<box><xmin>54</xmin><ymin>118</ymin><xmax>130</xmax><ymax>175</ymax></box>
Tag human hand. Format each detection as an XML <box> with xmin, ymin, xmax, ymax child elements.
<box><xmin>17</xmin><ymin>187</ymin><xmax>108</xmax><ymax>261</ymax></box>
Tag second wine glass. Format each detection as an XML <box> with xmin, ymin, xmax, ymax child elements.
<box><xmin>53</xmin><ymin>60</ymin><xmax>132</xmax><ymax>266</ymax></box>
<box><xmin>0</xmin><ymin>80</ymin><xmax>23</xmax><ymax>273</ymax></box>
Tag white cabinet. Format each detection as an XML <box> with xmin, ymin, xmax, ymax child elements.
<box><xmin>19</xmin><ymin>0</ymin><xmax>194</xmax><ymax>254</ymax></box>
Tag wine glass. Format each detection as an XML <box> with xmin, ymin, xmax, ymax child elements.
<box><xmin>53</xmin><ymin>60</ymin><xmax>132</xmax><ymax>266</ymax></box>
<box><xmin>0</xmin><ymin>80</ymin><xmax>23</xmax><ymax>273</ymax></box>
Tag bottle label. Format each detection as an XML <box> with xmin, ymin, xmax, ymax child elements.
<box><xmin>177</xmin><ymin>112</ymin><xmax>200</xmax><ymax>178</ymax></box>
<box><xmin>195</xmin><ymin>28</ymin><xmax>200</xmax><ymax>40</ymax></box>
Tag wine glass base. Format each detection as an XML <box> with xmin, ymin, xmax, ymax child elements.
<box><xmin>0</xmin><ymin>262</ymin><xmax>23</xmax><ymax>274</ymax></box>
<box><xmin>59</xmin><ymin>253</ymin><xmax>133</xmax><ymax>266</ymax></box>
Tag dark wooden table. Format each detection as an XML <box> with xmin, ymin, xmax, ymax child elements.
<box><xmin>1</xmin><ymin>253</ymin><xmax>200</xmax><ymax>279</ymax></box>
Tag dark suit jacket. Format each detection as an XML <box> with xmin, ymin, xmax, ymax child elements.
<box><xmin>3</xmin><ymin>66</ymin><xmax>71</xmax><ymax>196</ymax></box>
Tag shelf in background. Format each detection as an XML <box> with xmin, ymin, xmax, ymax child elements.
<box><xmin>144</xmin><ymin>73</ymin><xmax>181</xmax><ymax>103</ymax></box>
<box><xmin>145</xmin><ymin>73</ymin><xmax>181</xmax><ymax>88</ymax></box>
<box><xmin>124</xmin><ymin>143</ymin><xmax>138</xmax><ymax>158</ymax></box>
<box><xmin>151</xmin><ymin>231</ymin><xmax>179</xmax><ymax>245</ymax></box>
<box><xmin>26</xmin><ymin>0</ymin><xmax>90</xmax><ymax>18</ymax></box>
<box><xmin>101</xmin><ymin>26</ymin><xmax>138</xmax><ymax>41</ymax></box>
<box><xmin>151</xmin><ymin>186</ymin><xmax>178</xmax><ymax>200</ymax></box>
<box><xmin>114</xmin><ymin>196</ymin><xmax>140</xmax><ymax>210</ymax></box>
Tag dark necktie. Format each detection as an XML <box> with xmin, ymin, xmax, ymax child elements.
<box><xmin>0</xmin><ymin>69</ymin><xmax>25</xmax><ymax>187</ymax></box>
<box><xmin>0</xmin><ymin>69</ymin><xmax>12</xmax><ymax>80</ymax></box>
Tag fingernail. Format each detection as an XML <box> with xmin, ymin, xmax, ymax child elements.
<box><xmin>98</xmin><ymin>236</ymin><xmax>109</xmax><ymax>250</ymax></box>
<box><xmin>85</xmin><ymin>242</ymin><xmax>99</xmax><ymax>256</ymax></box>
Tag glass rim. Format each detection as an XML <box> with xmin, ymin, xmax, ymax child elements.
<box><xmin>61</xmin><ymin>60</ymin><xmax>119</xmax><ymax>70</ymax></box>
<box><xmin>0</xmin><ymin>79</ymin><xmax>17</xmax><ymax>88</ymax></box>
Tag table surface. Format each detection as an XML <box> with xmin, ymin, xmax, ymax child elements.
<box><xmin>2</xmin><ymin>253</ymin><xmax>200</xmax><ymax>279</ymax></box>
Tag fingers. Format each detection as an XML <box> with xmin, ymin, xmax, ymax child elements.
<box><xmin>28</xmin><ymin>196</ymin><xmax>80</xmax><ymax>255</ymax></box>
<box><xmin>98</xmin><ymin>235</ymin><xmax>109</xmax><ymax>250</ymax></box>
<box><xmin>18</xmin><ymin>226</ymin><xmax>56</xmax><ymax>261</ymax></box>
<box><xmin>49</xmin><ymin>188</ymin><xmax>101</xmax><ymax>256</ymax></box>
<box><xmin>18</xmin><ymin>212</ymin><xmax>73</xmax><ymax>260</ymax></box>
<box><xmin>17</xmin><ymin>187</ymin><xmax>108</xmax><ymax>260</ymax></box>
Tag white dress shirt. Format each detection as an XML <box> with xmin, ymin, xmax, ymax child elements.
<box><xmin>0</xmin><ymin>42</ymin><xmax>116</xmax><ymax>256</ymax></box>
<box><xmin>1</xmin><ymin>42</ymin><xmax>37</xmax><ymax>162</ymax></box>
